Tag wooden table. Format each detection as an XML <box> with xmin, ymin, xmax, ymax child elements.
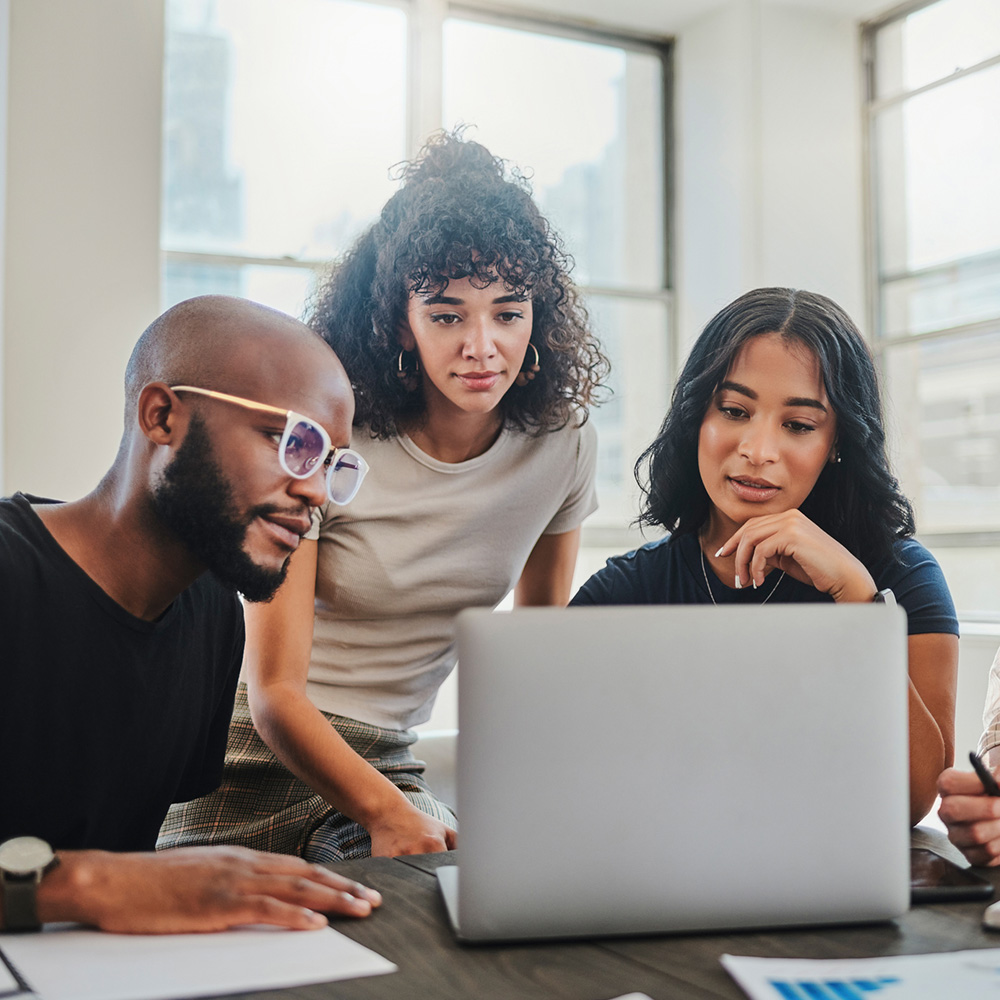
<box><xmin>240</xmin><ymin>830</ymin><xmax>1000</xmax><ymax>1000</ymax></box>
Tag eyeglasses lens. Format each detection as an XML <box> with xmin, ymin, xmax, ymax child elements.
<box><xmin>328</xmin><ymin>454</ymin><xmax>364</xmax><ymax>504</ymax></box>
<box><xmin>284</xmin><ymin>420</ymin><xmax>327</xmax><ymax>477</ymax></box>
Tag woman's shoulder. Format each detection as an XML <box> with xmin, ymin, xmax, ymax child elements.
<box><xmin>890</xmin><ymin>536</ymin><xmax>936</xmax><ymax>560</ymax></box>
<box><xmin>570</xmin><ymin>533</ymin><xmax>686</xmax><ymax>605</ymax></box>
<box><xmin>613</xmin><ymin>533</ymin><xmax>678</xmax><ymax>567</ymax></box>
<box><xmin>880</xmin><ymin>536</ymin><xmax>947</xmax><ymax>579</ymax></box>
<box><xmin>501</xmin><ymin>413</ymin><xmax>597</xmax><ymax>466</ymax></box>
<box><xmin>875</xmin><ymin>536</ymin><xmax>959</xmax><ymax>636</ymax></box>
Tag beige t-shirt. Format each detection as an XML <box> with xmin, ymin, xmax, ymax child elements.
<box><xmin>304</xmin><ymin>419</ymin><xmax>598</xmax><ymax>729</ymax></box>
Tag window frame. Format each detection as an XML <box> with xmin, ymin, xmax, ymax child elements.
<box><xmin>862</xmin><ymin>0</ymin><xmax>1000</xmax><ymax>551</ymax></box>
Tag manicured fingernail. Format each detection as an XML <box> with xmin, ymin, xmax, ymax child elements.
<box><xmin>715</xmin><ymin>547</ymin><xmax>724</xmax><ymax>558</ymax></box>
<box><xmin>734</xmin><ymin>574</ymin><xmax>742</xmax><ymax>589</ymax></box>
<box><xmin>307</xmin><ymin>909</ymin><xmax>327</xmax><ymax>926</ymax></box>
<box><xmin>752</xmin><ymin>579</ymin><xmax>758</xmax><ymax>590</ymax></box>
<box><xmin>365</xmin><ymin>889</ymin><xmax>382</xmax><ymax>904</ymax></box>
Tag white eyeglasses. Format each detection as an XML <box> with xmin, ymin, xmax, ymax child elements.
<box><xmin>171</xmin><ymin>385</ymin><xmax>369</xmax><ymax>505</ymax></box>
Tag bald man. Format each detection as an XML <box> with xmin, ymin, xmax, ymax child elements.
<box><xmin>0</xmin><ymin>296</ymin><xmax>381</xmax><ymax>933</ymax></box>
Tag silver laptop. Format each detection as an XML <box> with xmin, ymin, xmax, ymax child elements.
<box><xmin>437</xmin><ymin>604</ymin><xmax>910</xmax><ymax>941</ymax></box>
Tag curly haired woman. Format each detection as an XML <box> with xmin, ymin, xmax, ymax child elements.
<box><xmin>159</xmin><ymin>132</ymin><xmax>609</xmax><ymax>860</ymax></box>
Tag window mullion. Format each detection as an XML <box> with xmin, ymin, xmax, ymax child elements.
<box><xmin>409</xmin><ymin>0</ymin><xmax>446</xmax><ymax>152</ymax></box>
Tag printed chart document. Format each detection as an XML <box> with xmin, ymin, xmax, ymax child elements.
<box><xmin>0</xmin><ymin>923</ymin><xmax>395</xmax><ymax>1000</ymax></box>
<box><xmin>722</xmin><ymin>949</ymin><xmax>1000</xmax><ymax>1000</ymax></box>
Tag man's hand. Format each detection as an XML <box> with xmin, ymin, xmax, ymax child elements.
<box><xmin>938</xmin><ymin>768</ymin><xmax>1000</xmax><ymax>866</ymax></box>
<box><xmin>35</xmin><ymin>846</ymin><xmax>382</xmax><ymax>933</ymax></box>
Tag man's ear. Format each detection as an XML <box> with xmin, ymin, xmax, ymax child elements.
<box><xmin>136</xmin><ymin>383</ymin><xmax>181</xmax><ymax>445</ymax></box>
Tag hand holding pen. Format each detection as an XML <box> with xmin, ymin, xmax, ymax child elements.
<box><xmin>969</xmin><ymin>750</ymin><xmax>1000</xmax><ymax>797</ymax></box>
<box><xmin>967</xmin><ymin>753</ymin><xmax>1000</xmax><ymax>927</ymax></box>
<box><xmin>936</xmin><ymin>752</ymin><xmax>1000</xmax><ymax>868</ymax></box>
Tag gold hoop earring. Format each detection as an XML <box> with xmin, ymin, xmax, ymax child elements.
<box><xmin>515</xmin><ymin>342</ymin><xmax>540</xmax><ymax>387</ymax></box>
<box><xmin>396</xmin><ymin>350</ymin><xmax>420</xmax><ymax>392</ymax></box>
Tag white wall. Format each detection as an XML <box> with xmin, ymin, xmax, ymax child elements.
<box><xmin>2</xmin><ymin>0</ymin><xmax>164</xmax><ymax>501</ymax></box>
<box><xmin>674</xmin><ymin>0</ymin><xmax>866</xmax><ymax>355</ymax></box>
<box><xmin>957</xmin><ymin>631</ymin><xmax>999</xmax><ymax>763</ymax></box>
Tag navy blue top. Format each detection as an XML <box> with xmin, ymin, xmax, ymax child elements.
<box><xmin>570</xmin><ymin>532</ymin><xmax>959</xmax><ymax>636</ymax></box>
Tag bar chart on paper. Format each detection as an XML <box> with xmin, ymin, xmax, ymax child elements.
<box><xmin>766</xmin><ymin>977</ymin><xmax>901</xmax><ymax>999</ymax></box>
<box><xmin>765</xmin><ymin>976</ymin><xmax>900</xmax><ymax>999</ymax></box>
<box><xmin>722</xmin><ymin>950</ymin><xmax>1000</xmax><ymax>1000</ymax></box>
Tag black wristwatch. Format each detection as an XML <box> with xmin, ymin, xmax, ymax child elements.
<box><xmin>872</xmin><ymin>587</ymin><xmax>896</xmax><ymax>607</ymax></box>
<box><xmin>0</xmin><ymin>837</ymin><xmax>59</xmax><ymax>932</ymax></box>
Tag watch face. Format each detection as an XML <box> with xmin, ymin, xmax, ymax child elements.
<box><xmin>0</xmin><ymin>836</ymin><xmax>55</xmax><ymax>875</ymax></box>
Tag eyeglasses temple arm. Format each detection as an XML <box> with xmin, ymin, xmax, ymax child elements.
<box><xmin>169</xmin><ymin>385</ymin><xmax>290</xmax><ymax>419</ymax></box>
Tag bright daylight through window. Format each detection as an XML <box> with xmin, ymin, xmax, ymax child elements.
<box><xmin>161</xmin><ymin>0</ymin><xmax>671</xmax><ymax>550</ymax></box>
<box><xmin>867</xmin><ymin>0</ymin><xmax>1000</xmax><ymax>616</ymax></box>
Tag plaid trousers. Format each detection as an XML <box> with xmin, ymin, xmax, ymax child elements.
<box><xmin>157</xmin><ymin>683</ymin><xmax>457</xmax><ymax>862</ymax></box>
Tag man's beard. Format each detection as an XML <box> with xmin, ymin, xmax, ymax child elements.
<box><xmin>150</xmin><ymin>414</ymin><xmax>293</xmax><ymax>602</ymax></box>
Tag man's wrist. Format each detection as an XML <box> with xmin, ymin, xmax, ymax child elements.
<box><xmin>35</xmin><ymin>851</ymin><xmax>104</xmax><ymax>927</ymax></box>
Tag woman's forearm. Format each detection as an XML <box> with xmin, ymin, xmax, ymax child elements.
<box><xmin>908</xmin><ymin>677</ymin><xmax>948</xmax><ymax>826</ymax></box>
<box><xmin>247</xmin><ymin>680</ymin><xmax>408</xmax><ymax>828</ymax></box>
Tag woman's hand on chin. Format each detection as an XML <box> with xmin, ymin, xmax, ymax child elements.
<box><xmin>716</xmin><ymin>509</ymin><xmax>877</xmax><ymax>602</ymax></box>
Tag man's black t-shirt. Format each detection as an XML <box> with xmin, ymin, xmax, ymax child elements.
<box><xmin>0</xmin><ymin>493</ymin><xmax>244</xmax><ymax>850</ymax></box>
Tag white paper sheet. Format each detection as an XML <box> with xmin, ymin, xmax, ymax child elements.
<box><xmin>722</xmin><ymin>949</ymin><xmax>1000</xmax><ymax>1000</ymax></box>
<box><xmin>0</xmin><ymin>954</ymin><xmax>19</xmax><ymax>996</ymax></box>
<box><xmin>0</xmin><ymin>923</ymin><xmax>395</xmax><ymax>1000</ymax></box>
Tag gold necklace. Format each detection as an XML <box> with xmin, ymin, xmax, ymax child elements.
<box><xmin>699</xmin><ymin>544</ymin><xmax>785</xmax><ymax>606</ymax></box>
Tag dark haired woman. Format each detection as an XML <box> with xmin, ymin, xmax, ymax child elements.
<box><xmin>159</xmin><ymin>132</ymin><xmax>609</xmax><ymax>860</ymax></box>
<box><xmin>571</xmin><ymin>287</ymin><xmax>957</xmax><ymax>826</ymax></box>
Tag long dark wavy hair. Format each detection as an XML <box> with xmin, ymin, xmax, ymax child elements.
<box><xmin>307</xmin><ymin>131</ymin><xmax>609</xmax><ymax>438</ymax></box>
<box><xmin>636</xmin><ymin>287</ymin><xmax>915</xmax><ymax>565</ymax></box>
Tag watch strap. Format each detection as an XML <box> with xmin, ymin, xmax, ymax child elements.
<box><xmin>2</xmin><ymin>873</ymin><xmax>41</xmax><ymax>932</ymax></box>
<box><xmin>873</xmin><ymin>587</ymin><xmax>897</xmax><ymax>607</ymax></box>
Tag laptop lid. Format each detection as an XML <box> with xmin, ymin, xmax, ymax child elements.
<box><xmin>441</xmin><ymin>604</ymin><xmax>910</xmax><ymax>941</ymax></box>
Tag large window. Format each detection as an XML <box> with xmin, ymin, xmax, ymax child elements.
<box><xmin>866</xmin><ymin>0</ymin><xmax>1000</xmax><ymax>615</ymax></box>
<box><xmin>162</xmin><ymin>0</ymin><xmax>671</xmax><ymax>543</ymax></box>
<box><xmin>162</xmin><ymin>0</ymin><xmax>408</xmax><ymax>315</ymax></box>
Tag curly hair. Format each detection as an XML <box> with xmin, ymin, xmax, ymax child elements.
<box><xmin>636</xmin><ymin>287</ymin><xmax>915</xmax><ymax>566</ymax></box>
<box><xmin>307</xmin><ymin>131</ymin><xmax>609</xmax><ymax>438</ymax></box>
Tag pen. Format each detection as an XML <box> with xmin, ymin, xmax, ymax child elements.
<box><xmin>969</xmin><ymin>750</ymin><xmax>1000</xmax><ymax>797</ymax></box>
